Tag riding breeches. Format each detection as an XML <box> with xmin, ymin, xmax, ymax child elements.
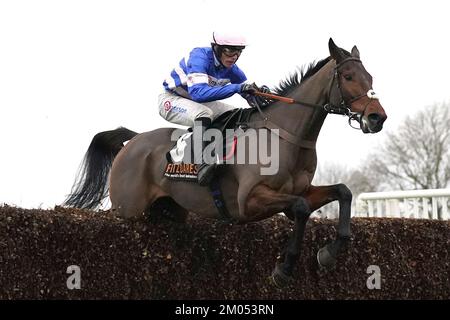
<box><xmin>158</xmin><ymin>91</ymin><xmax>236</xmax><ymax>127</ymax></box>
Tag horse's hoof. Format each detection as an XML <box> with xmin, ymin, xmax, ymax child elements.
<box><xmin>317</xmin><ymin>246</ymin><xmax>337</xmax><ymax>268</ymax></box>
<box><xmin>270</xmin><ymin>264</ymin><xmax>294</xmax><ymax>288</ymax></box>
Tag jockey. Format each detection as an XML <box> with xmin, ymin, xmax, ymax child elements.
<box><xmin>159</xmin><ymin>31</ymin><xmax>271</xmax><ymax>186</ymax></box>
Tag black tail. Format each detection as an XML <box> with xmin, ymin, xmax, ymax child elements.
<box><xmin>64</xmin><ymin>127</ymin><xmax>139</xmax><ymax>209</ymax></box>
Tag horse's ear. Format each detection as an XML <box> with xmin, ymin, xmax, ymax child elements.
<box><xmin>351</xmin><ymin>45</ymin><xmax>360</xmax><ymax>59</ymax></box>
<box><xmin>328</xmin><ymin>38</ymin><xmax>346</xmax><ymax>63</ymax></box>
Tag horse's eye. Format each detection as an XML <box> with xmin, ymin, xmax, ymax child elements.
<box><xmin>344</xmin><ymin>74</ymin><xmax>352</xmax><ymax>81</ymax></box>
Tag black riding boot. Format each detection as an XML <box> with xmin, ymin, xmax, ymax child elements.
<box><xmin>195</xmin><ymin>117</ymin><xmax>216</xmax><ymax>186</ymax></box>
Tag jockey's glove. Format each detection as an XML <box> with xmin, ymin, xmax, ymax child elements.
<box><xmin>240</xmin><ymin>82</ymin><xmax>259</xmax><ymax>94</ymax></box>
<box><xmin>241</xmin><ymin>83</ymin><xmax>272</xmax><ymax>94</ymax></box>
<box><xmin>241</xmin><ymin>83</ymin><xmax>273</xmax><ymax>107</ymax></box>
<box><xmin>254</xmin><ymin>85</ymin><xmax>273</xmax><ymax>107</ymax></box>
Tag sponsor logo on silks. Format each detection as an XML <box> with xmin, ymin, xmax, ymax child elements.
<box><xmin>165</xmin><ymin>103</ymin><xmax>187</xmax><ymax>114</ymax></box>
<box><xmin>171</xmin><ymin>106</ymin><xmax>187</xmax><ymax>114</ymax></box>
<box><xmin>164</xmin><ymin>163</ymin><xmax>198</xmax><ymax>181</ymax></box>
<box><xmin>164</xmin><ymin>101</ymin><xmax>187</xmax><ymax>114</ymax></box>
<box><xmin>164</xmin><ymin>101</ymin><xmax>172</xmax><ymax>111</ymax></box>
<box><xmin>208</xmin><ymin>75</ymin><xmax>230</xmax><ymax>86</ymax></box>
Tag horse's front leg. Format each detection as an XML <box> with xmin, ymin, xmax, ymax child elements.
<box><xmin>245</xmin><ymin>185</ymin><xmax>311</xmax><ymax>288</ymax></box>
<box><xmin>304</xmin><ymin>184</ymin><xmax>352</xmax><ymax>268</ymax></box>
<box><xmin>272</xmin><ymin>197</ymin><xmax>312</xmax><ymax>287</ymax></box>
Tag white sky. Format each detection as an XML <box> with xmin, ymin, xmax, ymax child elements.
<box><xmin>1</xmin><ymin>0</ymin><xmax>449</xmax><ymax>208</ymax></box>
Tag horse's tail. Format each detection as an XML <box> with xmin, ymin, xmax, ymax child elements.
<box><xmin>63</xmin><ymin>127</ymin><xmax>139</xmax><ymax>209</ymax></box>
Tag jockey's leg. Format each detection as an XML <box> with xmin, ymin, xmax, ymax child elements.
<box><xmin>194</xmin><ymin>117</ymin><xmax>217</xmax><ymax>186</ymax></box>
<box><xmin>158</xmin><ymin>91</ymin><xmax>218</xmax><ymax>186</ymax></box>
<box><xmin>204</xmin><ymin>100</ymin><xmax>236</xmax><ymax>121</ymax></box>
<box><xmin>195</xmin><ymin>101</ymin><xmax>236</xmax><ymax>185</ymax></box>
<box><xmin>157</xmin><ymin>91</ymin><xmax>213</xmax><ymax>127</ymax></box>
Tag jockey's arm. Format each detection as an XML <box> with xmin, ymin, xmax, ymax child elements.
<box><xmin>186</xmin><ymin>50</ymin><xmax>246</xmax><ymax>103</ymax></box>
<box><xmin>188</xmin><ymin>81</ymin><xmax>242</xmax><ymax>103</ymax></box>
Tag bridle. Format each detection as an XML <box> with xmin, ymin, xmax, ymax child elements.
<box><xmin>324</xmin><ymin>57</ymin><xmax>379</xmax><ymax>130</ymax></box>
<box><xmin>254</xmin><ymin>57</ymin><xmax>379</xmax><ymax>131</ymax></box>
<box><xmin>246</xmin><ymin>56</ymin><xmax>381</xmax><ymax>149</ymax></box>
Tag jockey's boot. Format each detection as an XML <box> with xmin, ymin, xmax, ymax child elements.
<box><xmin>195</xmin><ymin>117</ymin><xmax>216</xmax><ymax>186</ymax></box>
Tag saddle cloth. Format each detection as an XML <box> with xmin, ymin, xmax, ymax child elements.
<box><xmin>164</xmin><ymin>131</ymin><xmax>200</xmax><ymax>181</ymax></box>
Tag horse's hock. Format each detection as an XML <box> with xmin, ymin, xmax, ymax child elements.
<box><xmin>0</xmin><ymin>205</ymin><xmax>448</xmax><ymax>299</ymax></box>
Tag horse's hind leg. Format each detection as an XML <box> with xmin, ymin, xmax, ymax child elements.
<box><xmin>145</xmin><ymin>196</ymin><xmax>189</xmax><ymax>223</ymax></box>
<box><xmin>110</xmin><ymin>182</ymin><xmax>150</xmax><ymax>219</ymax></box>
<box><xmin>303</xmin><ymin>184</ymin><xmax>352</xmax><ymax>268</ymax></box>
<box><xmin>110</xmin><ymin>167</ymin><xmax>164</xmax><ymax>219</ymax></box>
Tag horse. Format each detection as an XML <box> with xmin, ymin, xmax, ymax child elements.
<box><xmin>64</xmin><ymin>38</ymin><xmax>387</xmax><ymax>288</ymax></box>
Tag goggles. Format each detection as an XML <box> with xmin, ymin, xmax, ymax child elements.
<box><xmin>221</xmin><ymin>46</ymin><xmax>245</xmax><ymax>57</ymax></box>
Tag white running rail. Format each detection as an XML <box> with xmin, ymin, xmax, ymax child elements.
<box><xmin>356</xmin><ymin>189</ymin><xmax>450</xmax><ymax>220</ymax></box>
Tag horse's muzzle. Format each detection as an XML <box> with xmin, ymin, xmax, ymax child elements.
<box><xmin>361</xmin><ymin>113</ymin><xmax>387</xmax><ymax>133</ymax></box>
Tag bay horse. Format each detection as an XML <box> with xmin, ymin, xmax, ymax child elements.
<box><xmin>64</xmin><ymin>38</ymin><xmax>387</xmax><ymax>287</ymax></box>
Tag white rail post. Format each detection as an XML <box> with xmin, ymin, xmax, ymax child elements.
<box><xmin>422</xmin><ymin>197</ymin><xmax>429</xmax><ymax>219</ymax></box>
<box><xmin>432</xmin><ymin>197</ymin><xmax>438</xmax><ymax>219</ymax></box>
<box><xmin>441</xmin><ymin>197</ymin><xmax>448</xmax><ymax>220</ymax></box>
<box><xmin>368</xmin><ymin>201</ymin><xmax>374</xmax><ymax>217</ymax></box>
<box><xmin>412</xmin><ymin>198</ymin><xmax>420</xmax><ymax>219</ymax></box>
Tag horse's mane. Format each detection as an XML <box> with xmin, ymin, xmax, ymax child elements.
<box><xmin>272</xmin><ymin>56</ymin><xmax>332</xmax><ymax>97</ymax></box>
<box><xmin>265</xmin><ymin>48</ymin><xmax>352</xmax><ymax>105</ymax></box>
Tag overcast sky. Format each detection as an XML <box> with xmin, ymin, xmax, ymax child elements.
<box><xmin>1</xmin><ymin>0</ymin><xmax>449</xmax><ymax>208</ymax></box>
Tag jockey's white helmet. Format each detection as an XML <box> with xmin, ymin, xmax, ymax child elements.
<box><xmin>211</xmin><ymin>31</ymin><xmax>247</xmax><ymax>47</ymax></box>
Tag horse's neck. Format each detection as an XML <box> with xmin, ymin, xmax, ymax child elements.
<box><xmin>263</xmin><ymin>62</ymin><xmax>334</xmax><ymax>142</ymax></box>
